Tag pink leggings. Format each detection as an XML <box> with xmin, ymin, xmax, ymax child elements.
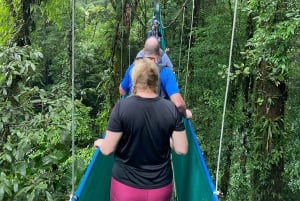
<box><xmin>110</xmin><ymin>177</ymin><xmax>173</xmax><ymax>201</ymax></box>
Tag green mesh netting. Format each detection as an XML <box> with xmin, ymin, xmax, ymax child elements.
<box><xmin>72</xmin><ymin>119</ymin><xmax>218</xmax><ymax>201</ymax></box>
<box><xmin>171</xmin><ymin>119</ymin><xmax>218</xmax><ymax>201</ymax></box>
<box><xmin>71</xmin><ymin>150</ymin><xmax>113</xmax><ymax>201</ymax></box>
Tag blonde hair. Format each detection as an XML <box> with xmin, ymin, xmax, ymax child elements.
<box><xmin>132</xmin><ymin>58</ymin><xmax>159</xmax><ymax>95</ymax></box>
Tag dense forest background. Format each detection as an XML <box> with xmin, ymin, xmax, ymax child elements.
<box><xmin>0</xmin><ymin>0</ymin><xmax>299</xmax><ymax>200</ymax></box>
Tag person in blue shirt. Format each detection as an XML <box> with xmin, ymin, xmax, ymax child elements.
<box><xmin>119</xmin><ymin>36</ymin><xmax>192</xmax><ymax>119</ymax></box>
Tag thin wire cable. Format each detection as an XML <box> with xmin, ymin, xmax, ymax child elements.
<box><xmin>120</xmin><ymin>0</ymin><xmax>124</xmax><ymax>79</ymax></box>
<box><xmin>215</xmin><ymin>0</ymin><xmax>238</xmax><ymax>194</ymax></box>
<box><xmin>128</xmin><ymin>0</ymin><xmax>188</xmax><ymax>30</ymax></box>
<box><xmin>71</xmin><ymin>0</ymin><xmax>76</xmax><ymax>197</ymax></box>
<box><xmin>128</xmin><ymin>5</ymin><xmax>131</xmax><ymax>66</ymax></box>
<box><xmin>177</xmin><ymin>5</ymin><xmax>186</xmax><ymax>80</ymax></box>
<box><xmin>162</xmin><ymin>0</ymin><xmax>189</xmax><ymax>29</ymax></box>
<box><xmin>183</xmin><ymin>0</ymin><xmax>194</xmax><ymax>99</ymax></box>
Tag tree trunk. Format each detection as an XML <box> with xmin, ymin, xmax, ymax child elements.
<box><xmin>13</xmin><ymin>0</ymin><xmax>32</xmax><ymax>46</ymax></box>
<box><xmin>110</xmin><ymin>0</ymin><xmax>139</xmax><ymax>106</ymax></box>
<box><xmin>252</xmin><ymin>60</ymin><xmax>286</xmax><ymax>201</ymax></box>
<box><xmin>1</xmin><ymin>0</ymin><xmax>33</xmax><ymax>144</ymax></box>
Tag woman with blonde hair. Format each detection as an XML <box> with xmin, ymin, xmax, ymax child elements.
<box><xmin>94</xmin><ymin>58</ymin><xmax>188</xmax><ymax>201</ymax></box>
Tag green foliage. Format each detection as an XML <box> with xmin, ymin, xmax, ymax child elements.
<box><xmin>240</xmin><ymin>0</ymin><xmax>299</xmax><ymax>200</ymax></box>
<box><xmin>0</xmin><ymin>45</ymin><xmax>42</xmax><ymax>133</ymax></box>
<box><xmin>76</xmin><ymin>1</ymin><xmax>115</xmax><ymax>52</ymax></box>
<box><xmin>0</xmin><ymin>0</ymin><xmax>299</xmax><ymax>200</ymax></box>
<box><xmin>0</xmin><ymin>0</ymin><xmax>15</xmax><ymax>44</ymax></box>
<box><xmin>226</xmin><ymin>128</ymin><xmax>251</xmax><ymax>201</ymax></box>
<box><xmin>177</xmin><ymin>2</ymin><xmax>249</xmax><ymax>183</ymax></box>
<box><xmin>39</xmin><ymin>0</ymin><xmax>69</xmax><ymax>29</ymax></box>
<box><xmin>0</xmin><ymin>88</ymin><xmax>95</xmax><ymax>200</ymax></box>
<box><xmin>283</xmin><ymin>64</ymin><xmax>300</xmax><ymax>199</ymax></box>
<box><xmin>0</xmin><ymin>44</ymin><xmax>42</xmax><ymax>81</ymax></box>
<box><xmin>0</xmin><ymin>44</ymin><xmax>95</xmax><ymax>200</ymax></box>
<box><xmin>245</xmin><ymin>0</ymin><xmax>299</xmax><ymax>84</ymax></box>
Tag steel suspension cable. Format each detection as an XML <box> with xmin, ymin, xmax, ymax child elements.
<box><xmin>70</xmin><ymin>0</ymin><xmax>76</xmax><ymax>198</ymax></box>
<box><xmin>215</xmin><ymin>0</ymin><xmax>239</xmax><ymax>195</ymax></box>
<box><xmin>177</xmin><ymin>5</ymin><xmax>186</xmax><ymax>80</ymax></box>
<box><xmin>120</xmin><ymin>0</ymin><xmax>124</xmax><ymax>79</ymax></box>
<box><xmin>183</xmin><ymin>0</ymin><xmax>194</xmax><ymax>99</ymax></box>
<box><xmin>128</xmin><ymin>4</ymin><xmax>131</xmax><ymax>66</ymax></box>
<box><xmin>161</xmin><ymin>0</ymin><xmax>189</xmax><ymax>29</ymax></box>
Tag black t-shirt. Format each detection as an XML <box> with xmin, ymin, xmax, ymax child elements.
<box><xmin>107</xmin><ymin>96</ymin><xmax>185</xmax><ymax>189</ymax></box>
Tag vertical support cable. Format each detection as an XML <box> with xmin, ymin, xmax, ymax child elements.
<box><xmin>120</xmin><ymin>0</ymin><xmax>124</xmax><ymax>79</ymax></box>
<box><xmin>71</xmin><ymin>0</ymin><xmax>76</xmax><ymax>196</ymax></box>
<box><xmin>128</xmin><ymin>4</ymin><xmax>131</xmax><ymax>66</ymax></box>
<box><xmin>215</xmin><ymin>0</ymin><xmax>238</xmax><ymax>195</ymax></box>
<box><xmin>183</xmin><ymin>0</ymin><xmax>194</xmax><ymax>100</ymax></box>
<box><xmin>177</xmin><ymin>5</ymin><xmax>186</xmax><ymax>80</ymax></box>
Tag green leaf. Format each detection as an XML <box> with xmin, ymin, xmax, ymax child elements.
<box><xmin>6</xmin><ymin>74</ymin><xmax>12</xmax><ymax>87</ymax></box>
<box><xmin>3</xmin><ymin>144</ymin><xmax>12</xmax><ymax>151</ymax></box>
<box><xmin>2</xmin><ymin>88</ymin><xmax>7</xmax><ymax>96</ymax></box>
<box><xmin>30</xmin><ymin>63</ymin><xmax>36</xmax><ymax>71</ymax></box>
<box><xmin>243</xmin><ymin>67</ymin><xmax>250</xmax><ymax>75</ymax></box>
<box><xmin>1</xmin><ymin>115</ymin><xmax>8</xmax><ymax>123</ymax></box>
<box><xmin>18</xmin><ymin>163</ymin><xmax>27</xmax><ymax>176</ymax></box>
<box><xmin>46</xmin><ymin>191</ymin><xmax>53</xmax><ymax>201</ymax></box>
<box><xmin>13</xmin><ymin>181</ymin><xmax>18</xmax><ymax>193</ymax></box>
<box><xmin>0</xmin><ymin>74</ymin><xmax>4</xmax><ymax>84</ymax></box>
<box><xmin>15</xmin><ymin>149</ymin><xmax>25</xmax><ymax>160</ymax></box>
<box><xmin>5</xmin><ymin>154</ymin><xmax>12</xmax><ymax>163</ymax></box>
<box><xmin>28</xmin><ymin>189</ymin><xmax>35</xmax><ymax>201</ymax></box>
<box><xmin>0</xmin><ymin>185</ymin><xmax>4</xmax><ymax>201</ymax></box>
